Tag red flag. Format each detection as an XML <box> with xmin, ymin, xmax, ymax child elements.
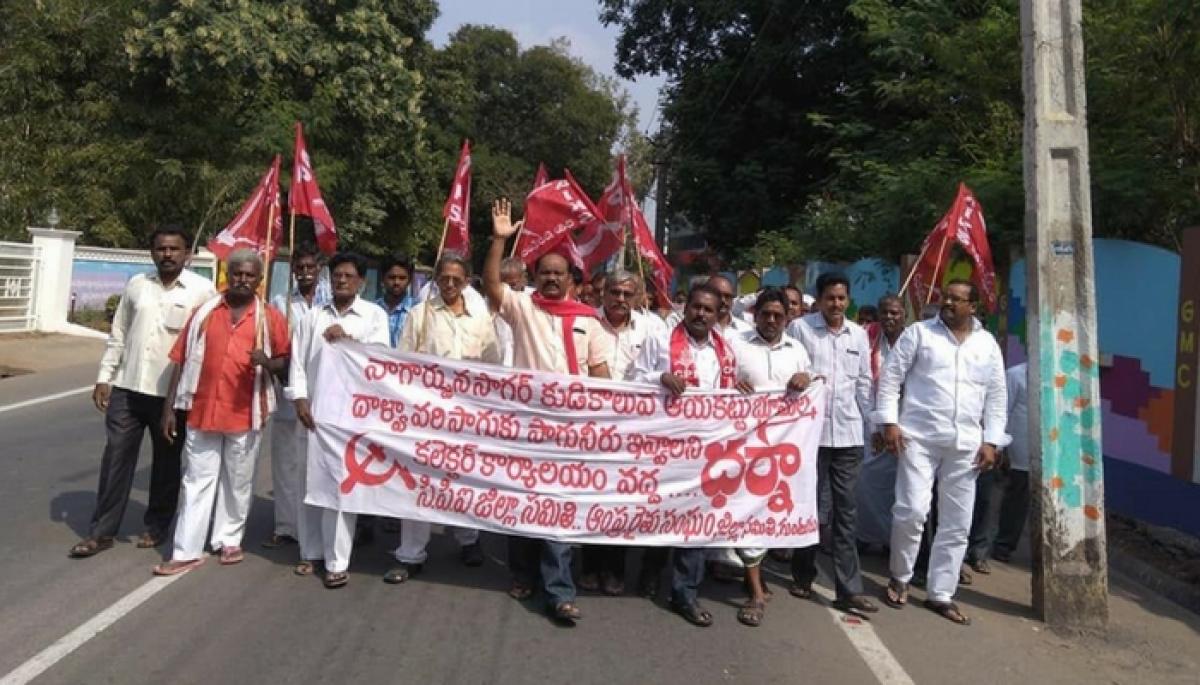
<box><xmin>532</xmin><ymin>162</ymin><xmax>549</xmax><ymax>190</ymax></box>
<box><xmin>290</xmin><ymin>122</ymin><xmax>337</xmax><ymax>255</ymax></box>
<box><xmin>630</xmin><ymin>205</ymin><xmax>674</xmax><ymax>309</ymax></box>
<box><xmin>950</xmin><ymin>184</ymin><xmax>998</xmax><ymax>311</ymax></box>
<box><xmin>441</xmin><ymin>140</ymin><xmax>472</xmax><ymax>256</ymax></box>
<box><xmin>575</xmin><ymin>157</ymin><xmax>632</xmax><ymax>273</ymax></box>
<box><xmin>514</xmin><ymin>177</ymin><xmax>599</xmax><ymax>269</ymax></box>
<box><xmin>209</xmin><ymin>155</ymin><xmax>282</xmax><ymax>262</ymax></box>
<box><xmin>905</xmin><ymin>183</ymin><xmax>997</xmax><ymax>312</ymax></box>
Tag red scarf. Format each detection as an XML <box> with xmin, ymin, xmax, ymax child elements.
<box><xmin>669</xmin><ymin>323</ymin><xmax>737</xmax><ymax>388</ymax></box>
<box><xmin>531</xmin><ymin>292</ymin><xmax>599</xmax><ymax>375</ymax></box>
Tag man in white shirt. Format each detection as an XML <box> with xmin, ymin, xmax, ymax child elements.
<box><xmin>856</xmin><ymin>294</ymin><xmax>908</xmax><ymax>548</ymax></box>
<box><xmin>729</xmin><ymin>288</ymin><xmax>812</xmax><ymax>627</ymax></box>
<box><xmin>876</xmin><ymin>279</ymin><xmax>1007</xmax><ymax>625</ymax></box>
<box><xmin>706</xmin><ymin>274</ymin><xmax>754</xmax><ymax>337</ymax></box>
<box><xmin>493</xmin><ymin>257</ymin><xmax>527</xmax><ymax>367</ymax></box>
<box><xmin>385</xmin><ymin>252</ymin><xmax>500</xmax><ymax>584</ymax></box>
<box><xmin>990</xmin><ymin>362</ymin><xmax>1030</xmax><ymax>564</ymax></box>
<box><xmin>577</xmin><ymin>269</ymin><xmax>666</xmax><ymax>596</ymax></box>
<box><xmin>786</xmin><ymin>272</ymin><xmax>878</xmax><ymax>614</ymax></box>
<box><xmin>633</xmin><ymin>284</ymin><xmax>747</xmax><ymax>627</ymax></box>
<box><xmin>288</xmin><ymin>252</ymin><xmax>390</xmax><ymax>589</ymax></box>
<box><xmin>70</xmin><ymin>227</ymin><xmax>216</xmax><ymax>558</ymax></box>
<box><xmin>484</xmin><ymin>199</ymin><xmax>614</xmax><ymax>623</ymax></box>
<box><xmin>264</xmin><ymin>242</ymin><xmax>328</xmax><ymax>550</ymax></box>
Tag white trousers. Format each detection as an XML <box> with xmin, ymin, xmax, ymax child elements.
<box><xmin>889</xmin><ymin>437</ymin><xmax>979</xmax><ymax>603</ymax></box>
<box><xmin>269</xmin><ymin>417</ymin><xmax>302</xmax><ymax>538</ymax></box>
<box><xmin>295</xmin><ymin>425</ymin><xmax>356</xmax><ymax>572</ymax></box>
<box><xmin>393</xmin><ymin>521</ymin><xmax>479</xmax><ymax>564</ymax></box>
<box><xmin>172</xmin><ymin>428</ymin><xmax>262</xmax><ymax>561</ymax></box>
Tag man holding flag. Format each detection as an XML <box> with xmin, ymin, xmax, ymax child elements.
<box><xmin>483</xmin><ymin>197</ymin><xmax>613</xmax><ymax>623</ymax></box>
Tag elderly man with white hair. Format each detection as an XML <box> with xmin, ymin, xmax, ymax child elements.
<box><xmin>153</xmin><ymin>249</ymin><xmax>291</xmax><ymax>575</ymax></box>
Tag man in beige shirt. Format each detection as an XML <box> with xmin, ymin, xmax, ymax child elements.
<box><xmin>70</xmin><ymin>227</ymin><xmax>216</xmax><ymax>558</ymax></box>
<box><xmin>386</xmin><ymin>252</ymin><xmax>501</xmax><ymax>584</ymax></box>
<box><xmin>484</xmin><ymin>198</ymin><xmax>613</xmax><ymax>623</ymax></box>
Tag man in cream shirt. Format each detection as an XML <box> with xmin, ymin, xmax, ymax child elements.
<box><xmin>385</xmin><ymin>252</ymin><xmax>501</xmax><ymax>584</ymax></box>
<box><xmin>71</xmin><ymin>227</ymin><xmax>215</xmax><ymax>558</ymax></box>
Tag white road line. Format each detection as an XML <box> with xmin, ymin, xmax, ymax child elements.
<box><xmin>810</xmin><ymin>583</ymin><xmax>916</xmax><ymax>685</ymax></box>
<box><xmin>0</xmin><ymin>575</ymin><xmax>184</xmax><ymax>685</ymax></box>
<box><xmin>0</xmin><ymin>386</ymin><xmax>91</xmax><ymax>415</ymax></box>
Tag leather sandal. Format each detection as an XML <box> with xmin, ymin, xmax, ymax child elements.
<box><xmin>670</xmin><ymin>600</ymin><xmax>714</xmax><ymax>627</ymax></box>
<box><xmin>552</xmin><ymin>602</ymin><xmax>582</xmax><ymax>623</ymax></box>
<box><xmin>69</xmin><ymin>537</ymin><xmax>114</xmax><ymax>558</ymax></box>
<box><xmin>323</xmin><ymin>571</ymin><xmax>349</xmax><ymax>589</ymax></box>
<box><xmin>137</xmin><ymin>531</ymin><xmax>163</xmax><ymax>549</ymax></box>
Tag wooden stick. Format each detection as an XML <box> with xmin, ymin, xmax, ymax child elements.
<box><xmin>285</xmin><ymin>209</ymin><xmax>297</xmax><ymax>329</ymax></box>
<box><xmin>509</xmin><ymin>225</ymin><xmax>523</xmax><ymax>258</ymax></box>
<box><xmin>896</xmin><ymin>239</ymin><xmax>932</xmax><ymax>297</ymax></box>
<box><xmin>925</xmin><ymin>226</ymin><xmax>953</xmax><ymax>306</ymax></box>
<box><xmin>257</xmin><ymin>200</ymin><xmax>277</xmax><ymax>349</ymax></box>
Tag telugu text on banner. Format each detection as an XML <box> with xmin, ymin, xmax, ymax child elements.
<box><xmin>305</xmin><ymin>342</ymin><xmax>826</xmax><ymax>548</ymax></box>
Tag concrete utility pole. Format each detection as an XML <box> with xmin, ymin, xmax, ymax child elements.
<box><xmin>1021</xmin><ymin>0</ymin><xmax>1108</xmax><ymax>628</ymax></box>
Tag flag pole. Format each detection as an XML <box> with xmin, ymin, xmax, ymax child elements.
<box><xmin>925</xmin><ymin>226</ymin><xmax>953</xmax><ymax>306</ymax></box>
<box><xmin>257</xmin><ymin>198</ymin><xmax>277</xmax><ymax>349</ymax></box>
<box><xmin>285</xmin><ymin>209</ymin><xmax>297</xmax><ymax>328</ymax></box>
<box><xmin>418</xmin><ymin>215</ymin><xmax>452</xmax><ymax>353</ymax></box>
<box><xmin>896</xmin><ymin>239</ymin><xmax>933</xmax><ymax>297</ymax></box>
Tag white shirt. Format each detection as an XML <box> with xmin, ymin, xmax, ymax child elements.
<box><xmin>873</xmin><ymin>316</ymin><xmax>1009</xmax><ymax>452</ymax></box>
<box><xmin>270</xmin><ymin>289</ymin><xmax>326</xmax><ymax>421</ymax></box>
<box><xmin>493</xmin><ymin>316</ymin><xmax>515</xmax><ymax>367</ymax></box>
<box><xmin>400</xmin><ymin>295</ymin><xmax>501</xmax><ymax>364</ymax></box>
<box><xmin>788</xmin><ymin>312</ymin><xmax>873</xmax><ymax>448</ymax></box>
<box><xmin>1005</xmin><ymin>363</ymin><xmax>1029</xmax><ymax>471</ymax></box>
<box><xmin>599</xmin><ymin>307</ymin><xmax>667</xmax><ymax>381</ymax></box>
<box><xmin>718</xmin><ymin>317</ymin><xmax>754</xmax><ymax>336</ymax></box>
<box><xmin>286</xmin><ymin>296</ymin><xmax>390</xmax><ymax>401</ymax></box>
<box><xmin>96</xmin><ymin>269</ymin><xmax>216</xmax><ymax>397</ymax></box>
<box><xmin>634</xmin><ymin>326</ymin><xmax>723</xmax><ymax>390</ymax></box>
<box><xmin>732</xmin><ymin>329</ymin><xmax>811</xmax><ymax>389</ymax></box>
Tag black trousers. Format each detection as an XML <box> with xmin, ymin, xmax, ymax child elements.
<box><xmin>582</xmin><ymin>545</ymin><xmax>627</xmax><ymax>580</ymax></box>
<box><xmin>792</xmin><ymin>446</ymin><xmax>865</xmax><ymax>600</ymax></box>
<box><xmin>992</xmin><ymin>470</ymin><xmax>1031</xmax><ymax>556</ymax></box>
<box><xmin>87</xmin><ymin>388</ymin><xmax>186</xmax><ymax>539</ymax></box>
<box><xmin>507</xmin><ymin>535</ymin><xmax>542</xmax><ymax>588</ymax></box>
<box><xmin>966</xmin><ymin>468</ymin><xmax>997</xmax><ymax>563</ymax></box>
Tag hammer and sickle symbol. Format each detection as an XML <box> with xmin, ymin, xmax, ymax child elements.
<box><xmin>339</xmin><ymin>433</ymin><xmax>416</xmax><ymax>494</ymax></box>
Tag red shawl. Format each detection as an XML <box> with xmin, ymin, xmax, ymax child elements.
<box><xmin>531</xmin><ymin>292</ymin><xmax>599</xmax><ymax>375</ymax></box>
<box><xmin>669</xmin><ymin>323</ymin><xmax>737</xmax><ymax>388</ymax></box>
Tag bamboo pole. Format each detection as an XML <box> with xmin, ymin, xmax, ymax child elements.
<box><xmin>285</xmin><ymin>209</ymin><xmax>297</xmax><ymax>329</ymax></box>
<box><xmin>925</xmin><ymin>226</ymin><xmax>953</xmax><ymax>306</ymax></box>
<box><xmin>257</xmin><ymin>200</ymin><xmax>278</xmax><ymax>349</ymax></box>
<box><xmin>896</xmin><ymin>239</ymin><xmax>933</xmax><ymax>297</ymax></box>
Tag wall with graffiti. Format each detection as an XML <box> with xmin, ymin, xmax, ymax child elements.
<box><xmin>1008</xmin><ymin>239</ymin><xmax>1200</xmax><ymax>537</ymax></box>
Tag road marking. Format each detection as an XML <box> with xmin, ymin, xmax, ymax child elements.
<box><xmin>810</xmin><ymin>583</ymin><xmax>916</xmax><ymax>685</ymax></box>
<box><xmin>0</xmin><ymin>575</ymin><xmax>184</xmax><ymax>685</ymax></box>
<box><xmin>0</xmin><ymin>386</ymin><xmax>91</xmax><ymax>415</ymax></box>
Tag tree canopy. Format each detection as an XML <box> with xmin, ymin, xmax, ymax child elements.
<box><xmin>0</xmin><ymin>1</ymin><xmax>638</xmax><ymax>263</ymax></box>
<box><xmin>601</xmin><ymin>0</ymin><xmax>1200</xmax><ymax>266</ymax></box>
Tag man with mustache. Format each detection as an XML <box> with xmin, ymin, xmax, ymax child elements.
<box><xmin>484</xmin><ymin>198</ymin><xmax>614</xmax><ymax>624</ymax></box>
<box><xmin>385</xmin><ymin>252</ymin><xmax>500</xmax><ymax>584</ymax></box>
<box><xmin>288</xmin><ymin>252</ymin><xmax>390</xmax><ymax>589</ymax></box>
<box><xmin>153</xmin><ymin>249</ymin><xmax>290</xmax><ymax>574</ymax></box>
<box><xmin>876</xmin><ymin>280</ymin><xmax>1007</xmax><ymax>625</ymax></box>
<box><xmin>70</xmin><ymin>227</ymin><xmax>216</xmax><ymax>559</ymax></box>
<box><xmin>786</xmin><ymin>272</ymin><xmax>878</xmax><ymax>614</ymax></box>
<box><xmin>633</xmin><ymin>284</ymin><xmax>749</xmax><ymax>627</ymax></box>
<box><xmin>578</xmin><ymin>269</ymin><xmax>666</xmax><ymax>596</ymax></box>
<box><xmin>263</xmin><ymin>242</ymin><xmax>328</xmax><ymax>549</ymax></box>
<box><xmin>856</xmin><ymin>295</ymin><xmax>908</xmax><ymax>549</ymax></box>
<box><xmin>729</xmin><ymin>287</ymin><xmax>812</xmax><ymax>627</ymax></box>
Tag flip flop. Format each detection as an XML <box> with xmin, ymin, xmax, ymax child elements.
<box><xmin>323</xmin><ymin>571</ymin><xmax>349</xmax><ymax>589</ymax></box>
<box><xmin>218</xmin><ymin>546</ymin><xmax>244</xmax><ymax>565</ymax></box>
<box><xmin>294</xmin><ymin>561</ymin><xmax>317</xmax><ymax>576</ymax></box>
<box><xmin>69</xmin><ymin>537</ymin><xmax>114</xmax><ymax>558</ymax></box>
<box><xmin>153</xmin><ymin>558</ymin><xmax>204</xmax><ymax>576</ymax></box>
<box><xmin>884</xmin><ymin>578</ymin><xmax>909</xmax><ymax>609</ymax></box>
<box><xmin>670</xmin><ymin>600</ymin><xmax>714</xmax><ymax>627</ymax></box>
<box><xmin>925</xmin><ymin>599</ymin><xmax>971</xmax><ymax>625</ymax></box>
<box><xmin>737</xmin><ymin>600</ymin><xmax>766</xmax><ymax>627</ymax></box>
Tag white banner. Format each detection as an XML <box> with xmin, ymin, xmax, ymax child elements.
<box><xmin>306</xmin><ymin>342</ymin><xmax>826</xmax><ymax>547</ymax></box>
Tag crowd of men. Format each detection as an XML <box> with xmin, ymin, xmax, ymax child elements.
<box><xmin>67</xmin><ymin>202</ymin><xmax>1030</xmax><ymax>629</ymax></box>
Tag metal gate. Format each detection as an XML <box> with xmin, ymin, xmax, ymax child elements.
<box><xmin>0</xmin><ymin>241</ymin><xmax>40</xmax><ymax>332</ymax></box>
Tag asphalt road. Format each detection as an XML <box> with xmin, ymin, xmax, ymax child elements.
<box><xmin>2</xmin><ymin>361</ymin><xmax>1198</xmax><ymax>685</ymax></box>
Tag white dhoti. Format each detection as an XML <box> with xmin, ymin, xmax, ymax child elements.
<box><xmin>393</xmin><ymin>521</ymin><xmax>479</xmax><ymax>565</ymax></box>
<box><xmin>295</xmin><ymin>426</ymin><xmax>327</xmax><ymax>563</ymax></box>
<box><xmin>172</xmin><ymin>428</ymin><xmax>262</xmax><ymax>560</ymax></box>
<box><xmin>268</xmin><ymin>417</ymin><xmax>302</xmax><ymax>539</ymax></box>
<box><xmin>889</xmin><ymin>437</ymin><xmax>978</xmax><ymax>604</ymax></box>
<box><xmin>321</xmin><ymin>508</ymin><xmax>357</xmax><ymax>573</ymax></box>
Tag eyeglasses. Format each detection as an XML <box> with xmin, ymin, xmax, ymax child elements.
<box><xmin>942</xmin><ymin>295</ymin><xmax>972</xmax><ymax>305</ymax></box>
<box><xmin>436</xmin><ymin>275</ymin><xmax>466</xmax><ymax>286</ymax></box>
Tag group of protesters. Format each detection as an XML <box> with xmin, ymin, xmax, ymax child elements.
<box><xmin>67</xmin><ymin>198</ymin><xmax>1028</xmax><ymax>629</ymax></box>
